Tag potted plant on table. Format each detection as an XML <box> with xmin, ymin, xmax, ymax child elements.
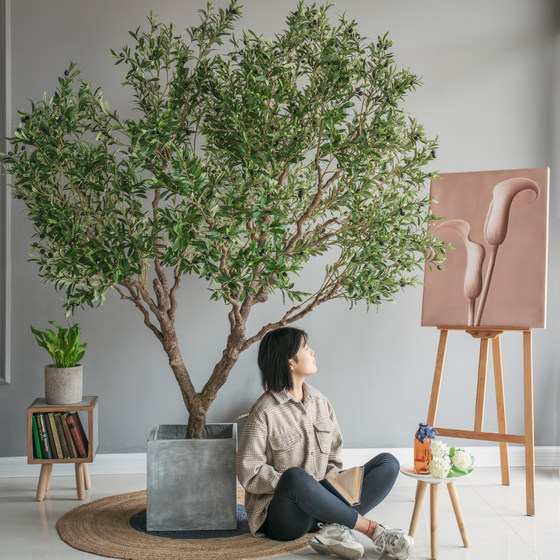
<box><xmin>1</xmin><ymin>1</ymin><xmax>446</xmax><ymax>529</ymax></box>
<box><xmin>31</xmin><ymin>321</ymin><xmax>87</xmax><ymax>405</ymax></box>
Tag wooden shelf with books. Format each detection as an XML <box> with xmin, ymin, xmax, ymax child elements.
<box><xmin>27</xmin><ymin>396</ymin><xmax>98</xmax><ymax>501</ymax></box>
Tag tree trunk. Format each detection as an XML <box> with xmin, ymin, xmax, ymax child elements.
<box><xmin>186</xmin><ymin>406</ymin><xmax>208</xmax><ymax>440</ymax></box>
<box><xmin>158</xmin><ymin>317</ymin><xmax>245</xmax><ymax>439</ymax></box>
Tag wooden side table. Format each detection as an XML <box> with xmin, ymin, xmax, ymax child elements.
<box><xmin>27</xmin><ymin>396</ymin><xmax>98</xmax><ymax>501</ymax></box>
<box><xmin>400</xmin><ymin>464</ymin><xmax>470</xmax><ymax>560</ymax></box>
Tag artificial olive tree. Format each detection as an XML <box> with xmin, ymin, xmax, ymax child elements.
<box><xmin>2</xmin><ymin>1</ymin><xmax>445</xmax><ymax>438</ymax></box>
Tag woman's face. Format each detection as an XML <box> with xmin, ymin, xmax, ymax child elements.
<box><xmin>289</xmin><ymin>337</ymin><xmax>317</xmax><ymax>379</ymax></box>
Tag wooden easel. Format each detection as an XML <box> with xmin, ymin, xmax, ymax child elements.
<box><xmin>426</xmin><ymin>326</ymin><xmax>535</xmax><ymax>516</ymax></box>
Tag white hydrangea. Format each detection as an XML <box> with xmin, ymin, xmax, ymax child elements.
<box><xmin>452</xmin><ymin>449</ymin><xmax>472</xmax><ymax>471</ymax></box>
<box><xmin>429</xmin><ymin>456</ymin><xmax>451</xmax><ymax>479</ymax></box>
<box><xmin>430</xmin><ymin>440</ymin><xmax>447</xmax><ymax>459</ymax></box>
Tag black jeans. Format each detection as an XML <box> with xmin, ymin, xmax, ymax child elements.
<box><xmin>260</xmin><ymin>452</ymin><xmax>400</xmax><ymax>541</ymax></box>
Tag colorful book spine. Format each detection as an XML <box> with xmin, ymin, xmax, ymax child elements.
<box><xmin>35</xmin><ymin>413</ymin><xmax>53</xmax><ymax>460</ymax></box>
<box><xmin>65</xmin><ymin>412</ymin><xmax>88</xmax><ymax>458</ymax></box>
<box><xmin>47</xmin><ymin>413</ymin><xmax>64</xmax><ymax>460</ymax></box>
<box><xmin>60</xmin><ymin>413</ymin><xmax>78</xmax><ymax>458</ymax></box>
<box><xmin>54</xmin><ymin>413</ymin><xmax>71</xmax><ymax>459</ymax></box>
<box><xmin>75</xmin><ymin>414</ymin><xmax>89</xmax><ymax>453</ymax></box>
<box><xmin>31</xmin><ymin>414</ymin><xmax>43</xmax><ymax>460</ymax></box>
<box><xmin>43</xmin><ymin>412</ymin><xmax>58</xmax><ymax>459</ymax></box>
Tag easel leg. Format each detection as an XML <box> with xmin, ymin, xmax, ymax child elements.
<box><xmin>36</xmin><ymin>464</ymin><xmax>53</xmax><ymax>502</ymax></box>
<box><xmin>75</xmin><ymin>463</ymin><xmax>85</xmax><ymax>500</ymax></box>
<box><xmin>430</xmin><ymin>483</ymin><xmax>439</xmax><ymax>560</ymax></box>
<box><xmin>409</xmin><ymin>480</ymin><xmax>428</xmax><ymax>537</ymax></box>
<box><xmin>492</xmin><ymin>335</ymin><xmax>510</xmax><ymax>486</ymax></box>
<box><xmin>427</xmin><ymin>330</ymin><xmax>448</xmax><ymax>426</ymax></box>
<box><xmin>447</xmin><ymin>482</ymin><xmax>469</xmax><ymax>547</ymax></box>
<box><xmin>474</xmin><ymin>337</ymin><xmax>489</xmax><ymax>432</ymax></box>
<box><xmin>83</xmin><ymin>463</ymin><xmax>91</xmax><ymax>490</ymax></box>
<box><xmin>428</xmin><ymin>328</ymin><xmax>536</xmax><ymax>515</ymax></box>
<box><xmin>523</xmin><ymin>330</ymin><xmax>535</xmax><ymax>516</ymax></box>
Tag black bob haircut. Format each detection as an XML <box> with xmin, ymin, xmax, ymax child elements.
<box><xmin>258</xmin><ymin>327</ymin><xmax>308</xmax><ymax>393</ymax></box>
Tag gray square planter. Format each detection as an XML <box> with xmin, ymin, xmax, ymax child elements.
<box><xmin>146</xmin><ymin>423</ymin><xmax>237</xmax><ymax>531</ymax></box>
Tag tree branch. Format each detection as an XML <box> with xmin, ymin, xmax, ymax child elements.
<box><xmin>299</xmin><ymin>216</ymin><xmax>342</xmax><ymax>247</ymax></box>
<box><xmin>200</xmin><ymin>325</ymin><xmax>247</xmax><ymax>410</ymax></box>
<box><xmin>153</xmin><ymin>259</ymin><xmax>171</xmax><ymax>314</ymax></box>
<box><xmin>169</xmin><ymin>264</ymin><xmax>184</xmax><ymax>322</ymax></box>
<box><xmin>115</xmin><ymin>284</ymin><xmax>164</xmax><ymax>343</ymax></box>
<box><xmin>285</xmin><ymin>169</ymin><xmax>342</xmax><ymax>252</ymax></box>
<box><xmin>124</xmin><ymin>277</ymin><xmax>163</xmax><ymax>322</ymax></box>
<box><xmin>278</xmin><ymin>168</ymin><xmax>290</xmax><ymax>186</ymax></box>
<box><xmin>240</xmin><ymin>281</ymin><xmax>342</xmax><ymax>351</ymax></box>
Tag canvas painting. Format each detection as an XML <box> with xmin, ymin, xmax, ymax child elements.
<box><xmin>421</xmin><ymin>167</ymin><xmax>549</xmax><ymax>328</ymax></box>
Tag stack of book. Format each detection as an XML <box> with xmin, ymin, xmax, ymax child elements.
<box><xmin>32</xmin><ymin>411</ymin><xmax>89</xmax><ymax>460</ymax></box>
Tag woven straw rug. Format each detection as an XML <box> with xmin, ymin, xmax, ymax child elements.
<box><xmin>56</xmin><ymin>489</ymin><xmax>310</xmax><ymax>560</ymax></box>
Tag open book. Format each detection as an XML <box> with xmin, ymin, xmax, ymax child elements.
<box><xmin>320</xmin><ymin>466</ymin><xmax>364</xmax><ymax>506</ymax></box>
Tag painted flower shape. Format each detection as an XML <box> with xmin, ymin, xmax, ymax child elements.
<box><xmin>429</xmin><ymin>456</ymin><xmax>451</xmax><ymax>479</ymax></box>
<box><xmin>434</xmin><ymin>219</ymin><xmax>485</xmax><ymax>300</ymax></box>
<box><xmin>483</xmin><ymin>178</ymin><xmax>540</xmax><ymax>246</ymax></box>
<box><xmin>474</xmin><ymin>177</ymin><xmax>541</xmax><ymax>325</ymax></box>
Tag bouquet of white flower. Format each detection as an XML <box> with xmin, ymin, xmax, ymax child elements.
<box><xmin>429</xmin><ymin>441</ymin><xmax>474</xmax><ymax>478</ymax></box>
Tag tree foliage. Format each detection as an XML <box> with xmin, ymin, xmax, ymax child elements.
<box><xmin>1</xmin><ymin>1</ymin><xmax>446</xmax><ymax>436</ymax></box>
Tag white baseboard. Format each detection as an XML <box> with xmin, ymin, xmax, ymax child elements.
<box><xmin>340</xmin><ymin>446</ymin><xmax>560</xmax><ymax>469</ymax></box>
<box><xmin>1</xmin><ymin>446</ymin><xmax>559</xmax><ymax>478</ymax></box>
<box><xmin>0</xmin><ymin>453</ymin><xmax>148</xmax><ymax>478</ymax></box>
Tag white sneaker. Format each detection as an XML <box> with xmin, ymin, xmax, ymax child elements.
<box><xmin>310</xmin><ymin>523</ymin><xmax>365</xmax><ymax>560</ymax></box>
<box><xmin>371</xmin><ymin>524</ymin><xmax>414</xmax><ymax>560</ymax></box>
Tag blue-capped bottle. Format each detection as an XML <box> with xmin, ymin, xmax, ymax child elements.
<box><xmin>414</xmin><ymin>423</ymin><xmax>437</xmax><ymax>474</ymax></box>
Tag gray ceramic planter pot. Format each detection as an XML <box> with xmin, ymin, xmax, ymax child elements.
<box><xmin>147</xmin><ymin>423</ymin><xmax>237</xmax><ymax>531</ymax></box>
<box><xmin>44</xmin><ymin>364</ymin><xmax>83</xmax><ymax>404</ymax></box>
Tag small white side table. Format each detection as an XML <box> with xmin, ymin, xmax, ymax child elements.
<box><xmin>400</xmin><ymin>464</ymin><xmax>470</xmax><ymax>560</ymax></box>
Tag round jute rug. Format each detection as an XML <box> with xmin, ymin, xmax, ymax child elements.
<box><xmin>56</xmin><ymin>490</ymin><xmax>311</xmax><ymax>560</ymax></box>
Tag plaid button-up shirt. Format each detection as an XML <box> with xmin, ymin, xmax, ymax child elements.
<box><xmin>235</xmin><ymin>383</ymin><xmax>343</xmax><ymax>535</ymax></box>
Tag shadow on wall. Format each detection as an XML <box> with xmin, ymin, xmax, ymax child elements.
<box><xmin>551</xmin><ymin>0</ymin><xmax>560</xmax><ymax>32</ymax></box>
<box><xmin>546</xmin><ymin>0</ymin><xmax>560</xmax><ymax>448</ymax></box>
<box><xmin>551</xmin><ymin>0</ymin><xmax>560</xmax><ymax>217</ymax></box>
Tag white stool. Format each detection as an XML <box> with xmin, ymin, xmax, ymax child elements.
<box><xmin>400</xmin><ymin>464</ymin><xmax>470</xmax><ymax>560</ymax></box>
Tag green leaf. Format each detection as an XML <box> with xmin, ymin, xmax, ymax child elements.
<box><xmin>30</xmin><ymin>321</ymin><xmax>86</xmax><ymax>366</ymax></box>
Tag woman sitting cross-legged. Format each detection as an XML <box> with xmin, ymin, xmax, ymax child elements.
<box><xmin>235</xmin><ymin>327</ymin><xmax>414</xmax><ymax>560</ymax></box>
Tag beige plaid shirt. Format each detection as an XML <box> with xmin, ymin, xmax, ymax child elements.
<box><xmin>235</xmin><ymin>383</ymin><xmax>343</xmax><ymax>535</ymax></box>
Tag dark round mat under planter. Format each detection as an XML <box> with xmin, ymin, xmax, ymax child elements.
<box><xmin>129</xmin><ymin>504</ymin><xmax>249</xmax><ymax>539</ymax></box>
<box><xmin>56</xmin><ymin>490</ymin><xmax>311</xmax><ymax>560</ymax></box>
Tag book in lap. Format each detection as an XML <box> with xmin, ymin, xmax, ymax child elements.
<box><xmin>320</xmin><ymin>466</ymin><xmax>364</xmax><ymax>506</ymax></box>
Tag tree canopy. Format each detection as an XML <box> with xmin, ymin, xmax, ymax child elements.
<box><xmin>1</xmin><ymin>1</ymin><xmax>446</xmax><ymax>437</ymax></box>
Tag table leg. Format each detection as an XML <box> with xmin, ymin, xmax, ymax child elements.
<box><xmin>75</xmin><ymin>463</ymin><xmax>85</xmax><ymax>500</ymax></box>
<box><xmin>45</xmin><ymin>462</ymin><xmax>53</xmax><ymax>491</ymax></box>
<box><xmin>447</xmin><ymin>482</ymin><xmax>469</xmax><ymax>547</ymax></box>
<box><xmin>83</xmin><ymin>463</ymin><xmax>91</xmax><ymax>490</ymax></box>
<box><xmin>430</xmin><ymin>483</ymin><xmax>439</xmax><ymax>560</ymax></box>
<box><xmin>409</xmin><ymin>480</ymin><xmax>428</xmax><ymax>537</ymax></box>
<box><xmin>36</xmin><ymin>464</ymin><xmax>53</xmax><ymax>502</ymax></box>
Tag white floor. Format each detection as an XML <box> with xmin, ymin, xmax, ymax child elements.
<box><xmin>0</xmin><ymin>467</ymin><xmax>558</xmax><ymax>560</ymax></box>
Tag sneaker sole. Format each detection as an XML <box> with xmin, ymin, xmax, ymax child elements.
<box><xmin>310</xmin><ymin>537</ymin><xmax>364</xmax><ymax>560</ymax></box>
<box><xmin>388</xmin><ymin>540</ymin><xmax>414</xmax><ymax>560</ymax></box>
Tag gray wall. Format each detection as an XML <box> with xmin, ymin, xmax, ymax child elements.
<box><xmin>1</xmin><ymin>0</ymin><xmax>559</xmax><ymax>456</ymax></box>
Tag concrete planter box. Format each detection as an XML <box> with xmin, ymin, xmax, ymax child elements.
<box><xmin>146</xmin><ymin>423</ymin><xmax>237</xmax><ymax>531</ymax></box>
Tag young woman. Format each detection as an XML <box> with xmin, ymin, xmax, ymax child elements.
<box><xmin>235</xmin><ymin>327</ymin><xmax>414</xmax><ymax>560</ymax></box>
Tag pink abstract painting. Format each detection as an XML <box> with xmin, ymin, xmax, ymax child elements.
<box><xmin>421</xmin><ymin>167</ymin><xmax>549</xmax><ymax>328</ymax></box>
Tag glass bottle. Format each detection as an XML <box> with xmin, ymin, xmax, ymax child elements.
<box><xmin>414</xmin><ymin>423</ymin><xmax>437</xmax><ymax>474</ymax></box>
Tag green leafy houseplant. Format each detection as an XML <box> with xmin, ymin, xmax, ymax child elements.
<box><xmin>1</xmin><ymin>1</ymin><xmax>446</xmax><ymax>438</ymax></box>
<box><xmin>30</xmin><ymin>321</ymin><xmax>87</xmax><ymax>368</ymax></box>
